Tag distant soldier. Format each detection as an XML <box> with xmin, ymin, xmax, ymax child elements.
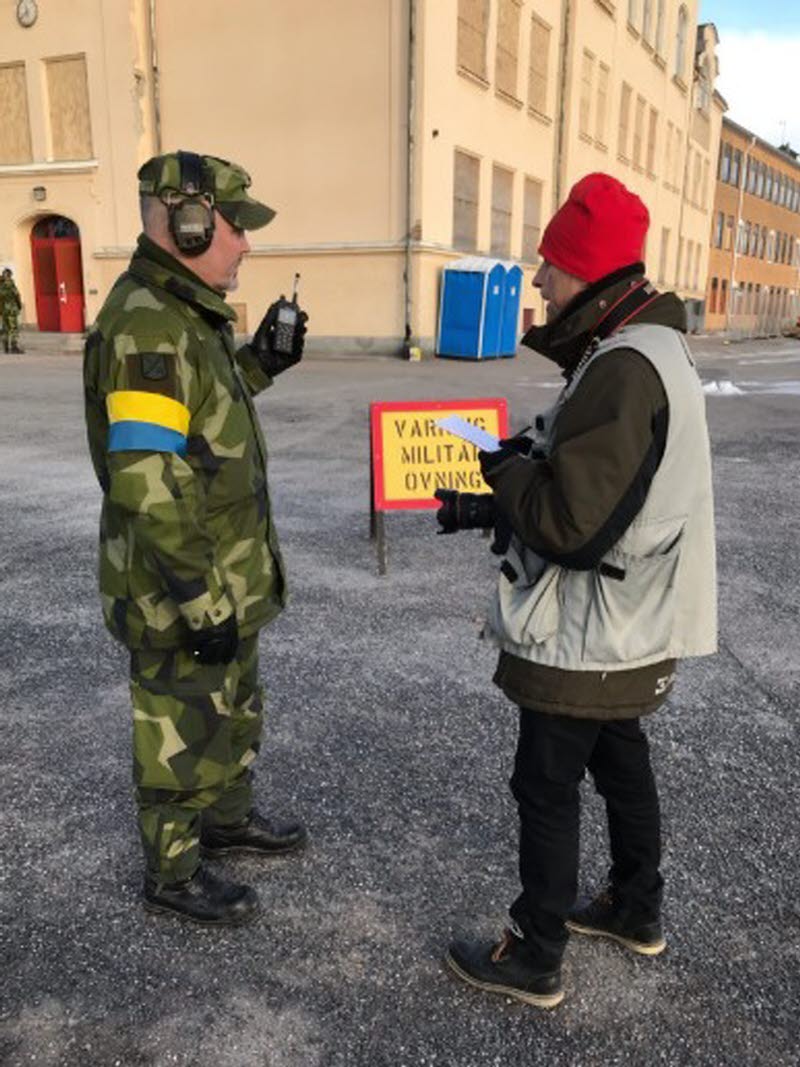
<box><xmin>83</xmin><ymin>151</ymin><xmax>309</xmax><ymax>924</ymax></box>
<box><xmin>0</xmin><ymin>268</ymin><xmax>24</xmax><ymax>353</ymax></box>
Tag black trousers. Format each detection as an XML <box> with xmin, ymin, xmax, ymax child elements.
<box><xmin>509</xmin><ymin>707</ymin><xmax>663</xmax><ymax>970</ymax></box>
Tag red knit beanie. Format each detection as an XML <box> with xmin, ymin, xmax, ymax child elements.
<box><xmin>538</xmin><ymin>173</ymin><xmax>650</xmax><ymax>283</ymax></box>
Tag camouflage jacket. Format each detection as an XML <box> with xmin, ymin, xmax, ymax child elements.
<box><xmin>0</xmin><ymin>277</ymin><xmax>22</xmax><ymax>312</ymax></box>
<box><xmin>83</xmin><ymin>235</ymin><xmax>286</xmax><ymax>650</ymax></box>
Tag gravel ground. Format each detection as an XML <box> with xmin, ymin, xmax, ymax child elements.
<box><xmin>1</xmin><ymin>336</ymin><xmax>799</xmax><ymax>1067</ymax></box>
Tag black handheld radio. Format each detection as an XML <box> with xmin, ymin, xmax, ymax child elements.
<box><xmin>273</xmin><ymin>273</ymin><xmax>301</xmax><ymax>354</ymax></box>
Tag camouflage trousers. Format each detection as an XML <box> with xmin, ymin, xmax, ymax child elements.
<box><xmin>130</xmin><ymin>634</ymin><xmax>263</xmax><ymax>883</ymax></box>
<box><xmin>1</xmin><ymin>307</ymin><xmax>20</xmax><ymax>349</ymax></box>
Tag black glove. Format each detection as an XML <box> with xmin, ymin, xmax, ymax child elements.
<box><xmin>251</xmin><ymin>299</ymin><xmax>309</xmax><ymax>378</ymax></box>
<box><xmin>434</xmin><ymin>489</ymin><xmax>496</xmax><ymax>534</ymax></box>
<box><xmin>191</xmin><ymin>613</ymin><xmax>239</xmax><ymax>666</ymax></box>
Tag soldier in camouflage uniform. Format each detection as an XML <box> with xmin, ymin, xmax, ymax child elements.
<box><xmin>83</xmin><ymin>151</ymin><xmax>308</xmax><ymax>924</ymax></box>
<box><xmin>0</xmin><ymin>268</ymin><xmax>24</xmax><ymax>353</ymax></box>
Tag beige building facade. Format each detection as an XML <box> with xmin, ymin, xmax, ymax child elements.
<box><xmin>0</xmin><ymin>0</ymin><xmax>723</xmax><ymax>353</ymax></box>
<box><xmin>705</xmin><ymin>117</ymin><xmax>800</xmax><ymax>337</ymax></box>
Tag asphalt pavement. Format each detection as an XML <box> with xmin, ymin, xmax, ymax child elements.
<box><xmin>1</xmin><ymin>335</ymin><xmax>799</xmax><ymax>1066</ymax></box>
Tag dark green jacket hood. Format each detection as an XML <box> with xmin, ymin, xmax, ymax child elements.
<box><xmin>521</xmin><ymin>264</ymin><xmax>687</xmax><ymax>375</ymax></box>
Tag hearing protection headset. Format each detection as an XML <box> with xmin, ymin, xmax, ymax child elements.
<box><xmin>166</xmin><ymin>151</ymin><xmax>215</xmax><ymax>256</ymax></box>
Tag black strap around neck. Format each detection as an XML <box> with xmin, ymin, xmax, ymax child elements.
<box><xmin>593</xmin><ymin>279</ymin><xmax>661</xmax><ymax>343</ymax></box>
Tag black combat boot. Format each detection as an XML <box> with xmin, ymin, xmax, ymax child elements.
<box><xmin>445</xmin><ymin>928</ymin><xmax>564</xmax><ymax>1008</ymax></box>
<box><xmin>567</xmin><ymin>888</ymin><xmax>666</xmax><ymax>955</ymax></box>
<box><xmin>143</xmin><ymin>864</ymin><xmax>260</xmax><ymax>925</ymax></box>
<box><xmin>10</xmin><ymin>342</ymin><xmax>24</xmax><ymax>354</ymax></box>
<box><xmin>201</xmin><ymin>809</ymin><xmax>307</xmax><ymax>857</ymax></box>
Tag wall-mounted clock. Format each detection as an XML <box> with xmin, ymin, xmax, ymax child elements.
<box><xmin>17</xmin><ymin>0</ymin><xmax>39</xmax><ymax>28</ymax></box>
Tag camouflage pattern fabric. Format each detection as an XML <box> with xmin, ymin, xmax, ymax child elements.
<box><xmin>83</xmin><ymin>234</ymin><xmax>287</xmax><ymax>650</ymax></box>
<box><xmin>0</xmin><ymin>276</ymin><xmax>22</xmax><ymax>349</ymax></box>
<box><xmin>132</xmin><ymin>634</ymin><xmax>263</xmax><ymax>882</ymax></box>
<box><xmin>83</xmin><ymin>234</ymin><xmax>287</xmax><ymax>881</ymax></box>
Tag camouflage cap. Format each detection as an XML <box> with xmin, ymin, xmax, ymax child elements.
<box><xmin>137</xmin><ymin>152</ymin><xmax>276</xmax><ymax>230</ymax></box>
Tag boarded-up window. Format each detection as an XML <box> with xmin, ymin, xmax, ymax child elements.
<box><xmin>46</xmin><ymin>55</ymin><xmax>93</xmax><ymax>160</ymax></box>
<box><xmin>0</xmin><ymin>63</ymin><xmax>33</xmax><ymax>164</ymax></box>
<box><xmin>458</xmin><ymin>0</ymin><xmax>489</xmax><ymax>80</ymax></box>
<box><xmin>521</xmin><ymin>177</ymin><xmax>543</xmax><ymax>263</ymax></box>
<box><xmin>579</xmin><ymin>51</ymin><xmax>594</xmax><ymax>138</ymax></box>
<box><xmin>632</xmin><ymin>95</ymin><xmax>646</xmax><ymax>168</ymax></box>
<box><xmin>595</xmin><ymin>63</ymin><xmax>609</xmax><ymax>146</ymax></box>
<box><xmin>646</xmin><ymin>107</ymin><xmax>658</xmax><ymax>174</ymax></box>
<box><xmin>453</xmin><ymin>150</ymin><xmax>480</xmax><ymax>251</ymax></box>
<box><xmin>491</xmin><ymin>165</ymin><xmax>514</xmax><ymax>257</ymax></box>
<box><xmin>528</xmin><ymin>15</ymin><xmax>550</xmax><ymax>115</ymax></box>
<box><xmin>496</xmin><ymin>0</ymin><xmax>522</xmax><ymax>100</ymax></box>
<box><xmin>618</xmin><ymin>83</ymin><xmax>632</xmax><ymax>158</ymax></box>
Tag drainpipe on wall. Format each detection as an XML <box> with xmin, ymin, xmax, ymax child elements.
<box><xmin>403</xmin><ymin>0</ymin><xmax>417</xmax><ymax>357</ymax></box>
<box><xmin>148</xmin><ymin>0</ymin><xmax>162</xmax><ymax>154</ymax></box>
<box><xmin>552</xmin><ymin>0</ymin><xmax>572</xmax><ymax>210</ymax></box>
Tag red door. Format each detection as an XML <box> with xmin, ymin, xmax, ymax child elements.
<box><xmin>30</xmin><ymin>217</ymin><xmax>85</xmax><ymax>332</ymax></box>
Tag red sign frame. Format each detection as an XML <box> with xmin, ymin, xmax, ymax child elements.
<box><xmin>370</xmin><ymin>397</ymin><xmax>509</xmax><ymax>512</ymax></box>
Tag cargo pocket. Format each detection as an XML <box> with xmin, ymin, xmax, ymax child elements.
<box><xmin>491</xmin><ymin>557</ymin><xmax>563</xmax><ymax>647</ymax></box>
<box><xmin>582</xmin><ymin>520</ymin><xmax>685</xmax><ymax>663</ymax></box>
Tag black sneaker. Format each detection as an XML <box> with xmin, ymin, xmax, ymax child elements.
<box><xmin>445</xmin><ymin>929</ymin><xmax>564</xmax><ymax>1008</ymax></box>
<box><xmin>567</xmin><ymin>889</ymin><xmax>666</xmax><ymax>956</ymax></box>
<box><xmin>143</xmin><ymin>865</ymin><xmax>260</xmax><ymax>925</ymax></box>
<box><xmin>201</xmin><ymin>809</ymin><xmax>307</xmax><ymax>857</ymax></box>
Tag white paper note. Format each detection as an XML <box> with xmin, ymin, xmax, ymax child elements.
<box><xmin>435</xmin><ymin>415</ymin><xmax>501</xmax><ymax>453</ymax></box>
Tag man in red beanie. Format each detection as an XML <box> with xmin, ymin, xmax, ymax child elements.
<box><xmin>437</xmin><ymin>172</ymin><xmax>716</xmax><ymax>1007</ymax></box>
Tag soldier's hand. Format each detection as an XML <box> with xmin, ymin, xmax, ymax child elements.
<box><xmin>251</xmin><ymin>299</ymin><xmax>309</xmax><ymax>377</ymax></box>
<box><xmin>191</xmin><ymin>614</ymin><xmax>239</xmax><ymax>666</ymax></box>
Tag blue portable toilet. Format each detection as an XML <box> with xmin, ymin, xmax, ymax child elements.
<box><xmin>437</xmin><ymin>257</ymin><xmax>522</xmax><ymax>359</ymax></box>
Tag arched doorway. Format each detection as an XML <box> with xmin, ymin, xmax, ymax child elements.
<box><xmin>30</xmin><ymin>216</ymin><xmax>85</xmax><ymax>332</ymax></box>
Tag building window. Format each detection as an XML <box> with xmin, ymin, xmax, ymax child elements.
<box><xmin>674</xmin><ymin>6</ymin><xmax>688</xmax><ymax>80</ymax></box>
<box><xmin>730</xmin><ymin>149</ymin><xmax>742</xmax><ymax>187</ymax></box>
<box><xmin>664</xmin><ymin>120</ymin><xmax>674</xmax><ymax>184</ymax></box>
<box><xmin>490</xmin><ymin>165</ymin><xmax>514</xmax><ymax>257</ymax></box>
<box><xmin>693</xmin><ymin>244</ymin><xmax>701</xmax><ymax>290</ymax></box>
<box><xmin>633</xmin><ymin>94</ymin><xmax>646</xmax><ymax>168</ymax></box>
<box><xmin>719</xmin><ymin>143</ymin><xmax>731</xmax><ymax>182</ymax></box>
<box><xmin>595</xmin><ymin>62</ymin><xmax>610</xmax><ymax>146</ymax></box>
<box><xmin>713</xmin><ymin>211</ymin><xmax>724</xmax><ymax>248</ymax></box>
<box><xmin>618</xmin><ymin>82</ymin><xmax>633</xmax><ymax>159</ymax></box>
<box><xmin>0</xmin><ymin>62</ymin><xmax>33</xmax><ymax>164</ymax></box>
<box><xmin>684</xmin><ymin>239</ymin><xmax>692</xmax><ymax>287</ymax></box>
<box><xmin>764</xmin><ymin>168</ymin><xmax>773</xmax><ymax>201</ymax></box>
<box><xmin>45</xmin><ymin>54</ymin><xmax>93</xmax><ymax>161</ymax></box>
<box><xmin>701</xmin><ymin>157</ymin><xmax>709</xmax><ymax>205</ymax></box>
<box><xmin>579</xmin><ymin>50</ymin><xmax>594</xmax><ymax>138</ymax></box>
<box><xmin>646</xmin><ymin>107</ymin><xmax>658</xmax><ymax>175</ymax></box>
<box><xmin>496</xmin><ymin>0</ymin><xmax>522</xmax><ymax>101</ymax></box>
<box><xmin>719</xmin><ymin>279</ymin><xmax>727</xmax><ymax>314</ymax></box>
<box><xmin>528</xmin><ymin>15</ymin><xmax>551</xmax><ymax>116</ymax></box>
<box><xmin>658</xmin><ymin>227</ymin><xmax>670</xmax><ymax>283</ymax></box>
<box><xmin>709</xmin><ymin>277</ymin><xmax>718</xmax><ymax>314</ymax></box>
<box><xmin>457</xmin><ymin>0</ymin><xmax>490</xmax><ymax>80</ymax></box>
<box><xmin>692</xmin><ymin>150</ymin><xmax>701</xmax><ymax>203</ymax></box>
<box><xmin>750</xmin><ymin>223</ymin><xmax>759</xmax><ymax>257</ymax></box>
<box><xmin>453</xmin><ymin>150</ymin><xmax>480</xmax><ymax>251</ymax></box>
<box><xmin>628</xmin><ymin>0</ymin><xmax>640</xmax><ymax>30</ymax></box>
<box><xmin>756</xmin><ymin>163</ymin><xmax>765</xmax><ymax>198</ymax></box>
<box><xmin>521</xmin><ymin>177</ymin><xmax>543</xmax><ymax>263</ymax></box>
<box><xmin>642</xmin><ymin>0</ymin><xmax>653</xmax><ymax>44</ymax></box>
<box><xmin>655</xmin><ymin>0</ymin><xmax>666</xmax><ymax>55</ymax></box>
<box><xmin>724</xmin><ymin>215</ymin><xmax>734</xmax><ymax>251</ymax></box>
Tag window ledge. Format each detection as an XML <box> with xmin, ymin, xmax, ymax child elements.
<box><xmin>646</xmin><ymin>169</ymin><xmax>657</xmax><ymax>181</ymax></box>
<box><xmin>618</xmin><ymin>153</ymin><xmax>630</xmax><ymax>166</ymax></box>
<box><xmin>578</xmin><ymin>131</ymin><xmax>593</xmax><ymax>145</ymax></box>
<box><xmin>595</xmin><ymin>140</ymin><xmax>609</xmax><ymax>153</ymax></box>
<box><xmin>653</xmin><ymin>54</ymin><xmax>666</xmax><ymax>70</ymax></box>
<box><xmin>642</xmin><ymin>39</ymin><xmax>654</xmax><ymax>54</ymax></box>
<box><xmin>594</xmin><ymin>0</ymin><xmax>615</xmax><ymax>15</ymax></box>
<box><xmin>627</xmin><ymin>23</ymin><xmax>640</xmax><ymax>39</ymax></box>
<box><xmin>457</xmin><ymin>66</ymin><xmax>490</xmax><ymax>91</ymax></box>
<box><xmin>496</xmin><ymin>89</ymin><xmax>524</xmax><ymax>110</ymax></box>
<box><xmin>527</xmin><ymin>107</ymin><xmax>552</xmax><ymax>127</ymax></box>
<box><xmin>0</xmin><ymin>159</ymin><xmax>99</xmax><ymax>176</ymax></box>
<box><xmin>672</xmin><ymin>74</ymin><xmax>688</xmax><ymax>94</ymax></box>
